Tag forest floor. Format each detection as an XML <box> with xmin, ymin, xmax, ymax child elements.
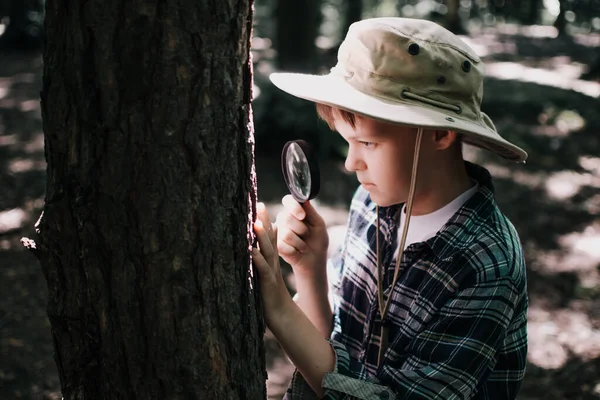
<box><xmin>1</xmin><ymin>24</ymin><xmax>600</xmax><ymax>399</ymax></box>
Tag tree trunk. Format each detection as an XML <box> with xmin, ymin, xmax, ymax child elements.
<box><xmin>275</xmin><ymin>0</ymin><xmax>321</xmax><ymax>72</ymax></box>
<box><xmin>524</xmin><ymin>0</ymin><xmax>541</xmax><ymax>25</ymax></box>
<box><xmin>445</xmin><ymin>0</ymin><xmax>466</xmax><ymax>34</ymax></box>
<box><xmin>582</xmin><ymin>50</ymin><xmax>600</xmax><ymax>80</ymax></box>
<box><xmin>0</xmin><ymin>0</ymin><xmax>44</xmax><ymax>48</ymax></box>
<box><xmin>342</xmin><ymin>0</ymin><xmax>362</xmax><ymax>41</ymax></box>
<box><xmin>30</xmin><ymin>0</ymin><xmax>266</xmax><ymax>398</ymax></box>
<box><xmin>554</xmin><ymin>0</ymin><xmax>568</xmax><ymax>35</ymax></box>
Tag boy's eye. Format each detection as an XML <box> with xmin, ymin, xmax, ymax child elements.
<box><xmin>360</xmin><ymin>141</ymin><xmax>375</xmax><ymax>149</ymax></box>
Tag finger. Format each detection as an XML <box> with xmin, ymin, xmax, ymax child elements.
<box><xmin>251</xmin><ymin>247</ymin><xmax>271</xmax><ymax>279</ymax></box>
<box><xmin>302</xmin><ymin>200</ymin><xmax>318</xmax><ymax>220</ymax></box>
<box><xmin>282</xmin><ymin>195</ymin><xmax>306</xmax><ymax>221</ymax></box>
<box><xmin>254</xmin><ymin>219</ymin><xmax>275</xmax><ymax>259</ymax></box>
<box><xmin>257</xmin><ymin>202</ymin><xmax>275</xmax><ymax>243</ymax></box>
<box><xmin>300</xmin><ymin>199</ymin><xmax>325</xmax><ymax>227</ymax></box>
<box><xmin>279</xmin><ymin>228</ymin><xmax>308</xmax><ymax>253</ymax></box>
<box><xmin>278</xmin><ymin>239</ymin><xmax>302</xmax><ymax>259</ymax></box>
<box><xmin>275</xmin><ymin>211</ymin><xmax>308</xmax><ymax>237</ymax></box>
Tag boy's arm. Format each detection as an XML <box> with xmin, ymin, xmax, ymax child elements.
<box><xmin>293</xmin><ymin>263</ymin><xmax>333</xmax><ymax>338</ymax></box>
<box><xmin>268</xmin><ymin>296</ymin><xmax>336</xmax><ymax>398</ymax></box>
<box><xmin>275</xmin><ymin>196</ymin><xmax>334</xmax><ymax>338</ymax></box>
<box><xmin>253</xmin><ymin>203</ymin><xmax>336</xmax><ymax>397</ymax></box>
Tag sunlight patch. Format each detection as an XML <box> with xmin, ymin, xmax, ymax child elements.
<box><xmin>0</xmin><ymin>208</ymin><xmax>27</xmax><ymax>234</ymax></box>
<box><xmin>8</xmin><ymin>159</ymin><xmax>45</xmax><ymax>173</ymax></box>
<box><xmin>560</xmin><ymin>224</ymin><xmax>600</xmax><ymax>263</ymax></box>
<box><xmin>0</xmin><ymin>134</ymin><xmax>18</xmax><ymax>147</ymax></box>
<box><xmin>580</xmin><ymin>156</ymin><xmax>600</xmax><ymax>175</ymax></box>
<box><xmin>545</xmin><ymin>171</ymin><xmax>600</xmax><ymax>200</ymax></box>
<box><xmin>543</xmin><ymin>0</ymin><xmax>560</xmax><ymax>17</ymax></box>
<box><xmin>24</xmin><ymin>132</ymin><xmax>45</xmax><ymax>154</ymax></box>
<box><xmin>485</xmin><ymin>62</ymin><xmax>600</xmax><ymax>98</ymax></box>
<box><xmin>528</xmin><ymin>305</ymin><xmax>600</xmax><ymax>370</ymax></box>
<box><xmin>19</xmin><ymin>99</ymin><xmax>39</xmax><ymax>113</ymax></box>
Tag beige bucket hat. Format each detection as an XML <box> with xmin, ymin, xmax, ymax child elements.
<box><xmin>269</xmin><ymin>17</ymin><xmax>528</xmax><ymax>163</ymax></box>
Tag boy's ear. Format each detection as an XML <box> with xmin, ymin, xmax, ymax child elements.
<box><xmin>432</xmin><ymin>130</ymin><xmax>459</xmax><ymax>150</ymax></box>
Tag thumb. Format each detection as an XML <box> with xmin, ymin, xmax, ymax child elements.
<box><xmin>302</xmin><ymin>200</ymin><xmax>324</xmax><ymax>226</ymax></box>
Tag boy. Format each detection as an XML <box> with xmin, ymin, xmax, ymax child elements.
<box><xmin>252</xmin><ymin>17</ymin><xmax>528</xmax><ymax>400</ymax></box>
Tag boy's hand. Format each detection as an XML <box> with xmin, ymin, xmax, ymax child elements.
<box><xmin>275</xmin><ymin>195</ymin><xmax>329</xmax><ymax>277</ymax></box>
<box><xmin>252</xmin><ymin>202</ymin><xmax>293</xmax><ymax>326</ymax></box>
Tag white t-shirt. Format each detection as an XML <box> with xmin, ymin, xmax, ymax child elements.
<box><xmin>394</xmin><ymin>182</ymin><xmax>479</xmax><ymax>255</ymax></box>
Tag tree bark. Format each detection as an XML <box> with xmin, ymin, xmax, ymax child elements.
<box><xmin>31</xmin><ymin>0</ymin><xmax>266</xmax><ymax>398</ymax></box>
<box><xmin>275</xmin><ymin>0</ymin><xmax>321</xmax><ymax>72</ymax></box>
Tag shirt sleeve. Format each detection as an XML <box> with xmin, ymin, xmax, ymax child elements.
<box><xmin>283</xmin><ymin>340</ymin><xmax>397</xmax><ymax>400</ymax></box>
<box><xmin>285</xmin><ymin>277</ymin><xmax>523</xmax><ymax>400</ymax></box>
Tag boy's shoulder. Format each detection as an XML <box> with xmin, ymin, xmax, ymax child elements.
<box><xmin>347</xmin><ymin>181</ymin><xmax>526</xmax><ymax>288</ymax></box>
<box><xmin>436</xmin><ymin>189</ymin><xmax>526</xmax><ymax>288</ymax></box>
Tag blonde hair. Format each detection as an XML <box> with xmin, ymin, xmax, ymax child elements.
<box><xmin>315</xmin><ymin>103</ymin><xmax>357</xmax><ymax>130</ymax></box>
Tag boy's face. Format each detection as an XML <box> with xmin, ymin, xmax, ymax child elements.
<box><xmin>334</xmin><ymin>115</ymin><xmax>428</xmax><ymax>208</ymax></box>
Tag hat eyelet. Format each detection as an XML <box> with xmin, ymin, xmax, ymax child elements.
<box><xmin>462</xmin><ymin>60</ymin><xmax>472</xmax><ymax>72</ymax></box>
<box><xmin>456</xmin><ymin>106</ymin><xmax>463</xmax><ymax>114</ymax></box>
<box><xmin>408</xmin><ymin>43</ymin><xmax>420</xmax><ymax>56</ymax></box>
<box><xmin>446</xmin><ymin>117</ymin><xmax>455</xmax><ymax>123</ymax></box>
<box><xmin>437</xmin><ymin>76</ymin><xmax>446</xmax><ymax>85</ymax></box>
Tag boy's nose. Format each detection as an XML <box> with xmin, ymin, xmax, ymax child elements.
<box><xmin>345</xmin><ymin>147</ymin><xmax>364</xmax><ymax>172</ymax></box>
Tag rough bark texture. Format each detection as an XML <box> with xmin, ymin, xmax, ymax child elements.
<box><xmin>35</xmin><ymin>0</ymin><xmax>266</xmax><ymax>398</ymax></box>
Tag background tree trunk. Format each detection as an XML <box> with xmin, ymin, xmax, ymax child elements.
<box><xmin>275</xmin><ymin>0</ymin><xmax>321</xmax><ymax>72</ymax></box>
<box><xmin>554</xmin><ymin>0</ymin><xmax>568</xmax><ymax>35</ymax></box>
<box><xmin>342</xmin><ymin>0</ymin><xmax>362</xmax><ymax>42</ymax></box>
<box><xmin>524</xmin><ymin>0</ymin><xmax>541</xmax><ymax>25</ymax></box>
<box><xmin>0</xmin><ymin>0</ymin><xmax>44</xmax><ymax>48</ymax></box>
<box><xmin>445</xmin><ymin>0</ymin><xmax>466</xmax><ymax>34</ymax></box>
<box><xmin>32</xmin><ymin>0</ymin><xmax>266</xmax><ymax>398</ymax></box>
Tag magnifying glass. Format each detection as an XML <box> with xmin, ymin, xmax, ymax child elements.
<box><xmin>281</xmin><ymin>140</ymin><xmax>320</xmax><ymax>203</ymax></box>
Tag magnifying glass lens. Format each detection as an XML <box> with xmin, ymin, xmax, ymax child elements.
<box><xmin>281</xmin><ymin>140</ymin><xmax>320</xmax><ymax>203</ymax></box>
<box><xmin>286</xmin><ymin>143</ymin><xmax>311</xmax><ymax>201</ymax></box>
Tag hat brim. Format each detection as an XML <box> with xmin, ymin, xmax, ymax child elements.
<box><xmin>270</xmin><ymin>72</ymin><xmax>527</xmax><ymax>163</ymax></box>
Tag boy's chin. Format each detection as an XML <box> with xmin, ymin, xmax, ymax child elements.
<box><xmin>369</xmin><ymin>193</ymin><xmax>404</xmax><ymax>208</ymax></box>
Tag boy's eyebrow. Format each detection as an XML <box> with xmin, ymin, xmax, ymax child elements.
<box><xmin>343</xmin><ymin>131</ymin><xmax>380</xmax><ymax>141</ymax></box>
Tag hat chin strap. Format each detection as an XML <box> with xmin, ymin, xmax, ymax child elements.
<box><xmin>376</xmin><ymin>127</ymin><xmax>424</xmax><ymax>367</ymax></box>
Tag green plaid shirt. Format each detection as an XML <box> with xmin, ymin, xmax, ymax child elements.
<box><xmin>284</xmin><ymin>162</ymin><xmax>528</xmax><ymax>400</ymax></box>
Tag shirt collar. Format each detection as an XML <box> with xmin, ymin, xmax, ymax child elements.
<box><xmin>372</xmin><ymin>161</ymin><xmax>497</xmax><ymax>261</ymax></box>
<box><xmin>427</xmin><ymin>161</ymin><xmax>497</xmax><ymax>260</ymax></box>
